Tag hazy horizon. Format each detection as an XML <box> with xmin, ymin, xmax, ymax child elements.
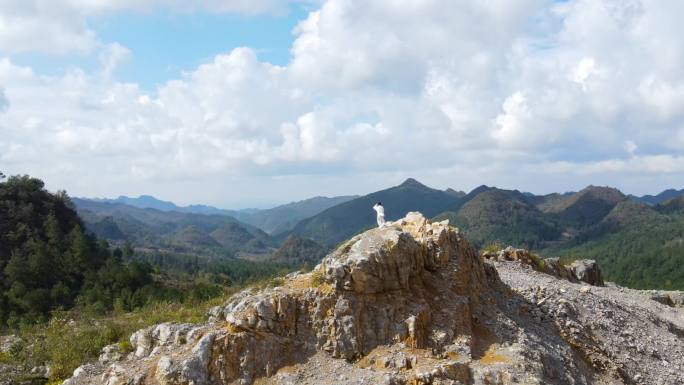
<box><xmin>71</xmin><ymin>177</ymin><xmax>680</xmax><ymax>211</ymax></box>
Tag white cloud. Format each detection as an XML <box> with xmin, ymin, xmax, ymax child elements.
<box><xmin>0</xmin><ymin>2</ymin><xmax>97</xmax><ymax>54</ymax></box>
<box><xmin>0</xmin><ymin>87</ymin><xmax>8</xmax><ymax>112</ymax></box>
<box><xmin>3</xmin><ymin>0</ymin><xmax>684</xmax><ymax>205</ymax></box>
<box><xmin>99</xmin><ymin>43</ymin><xmax>131</xmax><ymax>79</ymax></box>
<box><xmin>0</xmin><ymin>0</ymin><xmax>302</xmax><ymax>55</ymax></box>
<box><xmin>493</xmin><ymin>92</ymin><xmax>532</xmax><ymax>147</ymax></box>
<box><xmin>572</xmin><ymin>57</ymin><xmax>600</xmax><ymax>91</ymax></box>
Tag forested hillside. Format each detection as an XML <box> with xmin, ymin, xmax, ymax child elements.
<box><xmin>435</xmin><ymin>189</ymin><xmax>560</xmax><ymax>249</ymax></box>
<box><xmin>0</xmin><ymin>175</ymin><xmax>158</xmax><ymax>327</ymax></box>
<box><xmin>72</xmin><ymin>199</ymin><xmax>277</xmax><ymax>258</ymax></box>
<box><xmin>431</xmin><ymin>185</ymin><xmax>684</xmax><ymax>290</ymax></box>
<box><xmin>545</xmin><ymin>200</ymin><xmax>684</xmax><ymax>290</ymax></box>
<box><xmin>0</xmin><ymin>175</ymin><xmax>293</xmax><ymax>330</ymax></box>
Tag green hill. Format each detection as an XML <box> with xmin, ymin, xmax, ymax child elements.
<box><xmin>545</xmin><ymin>201</ymin><xmax>684</xmax><ymax>290</ymax></box>
<box><xmin>0</xmin><ymin>175</ymin><xmax>158</xmax><ymax>326</ymax></box>
<box><xmin>436</xmin><ymin>189</ymin><xmax>560</xmax><ymax>249</ymax></box>
<box><xmin>270</xmin><ymin>235</ymin><xmax>327</xmax><ymax>266</ymax></box>
<box><xmin>541</xmin><ymin>186</ymin><xmax>626</xmax><ymax>227</ymax></box>
<box><xmin>72</xmin><ymin>199</ymin><xmax>276</xmax><ymax>258</ymax></box>
<box><xmin>240</xmin><ymin>195</ymin><xmax>358</xmax><ymax>234</ymax></box>
<box><xmin>658</xmin><ymin>195</ymin><xmax>684</xmax><ymax>214</ymax></box>
<box><xmin>629</xmin><ymin>188</ymin><xmax>684</xmax><ymax>205</ymax></box>
<box><xmin>173</xmin><ymin>225</ymin><xmax>222</xmax><ymax>248</ymax></box>
<box><xmin>289</xmin><ymin>178</ymin><xmax>461</xmax><ymax>247</ymax></box>
<box><xmin>430</xmin><ymin>185</ymin><xmax>683</xmax><ymax>289</ymax></box>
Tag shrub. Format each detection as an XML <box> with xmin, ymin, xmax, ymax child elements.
<box><xmin>310</xmin><ymin>270</ymin><xmax>325</xmax><ymax>288</ymax></box>
<box><xmin>481</xmin><ymin>242</ymin><xmax>504</xmax><ymax>254</ymax></box>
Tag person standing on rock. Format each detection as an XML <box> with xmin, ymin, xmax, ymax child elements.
<box><xmin>373</xmin><ymin>202</ymin><xmax>386</xmax><ymax>227</ymax></box>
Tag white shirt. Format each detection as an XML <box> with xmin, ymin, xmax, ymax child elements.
<box><xmin>373</xmin><ymin>204</ymin><xmax>385</xmax><ymax>216</ymax></box>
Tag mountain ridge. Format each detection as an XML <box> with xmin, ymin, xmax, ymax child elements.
<box><xmin>288</xmin><ymin>178</ymin><xmax>462</xmax><ymax>246</ymax></box>
<box><xmin>79</xmin><ymin>194</ymin><xmax>358</xmax><ymax>234</ymax></box>
<box><xmin>72</xmin><ymin>198</ymin><xmax>277</xmax><ymax>258</ymax></box>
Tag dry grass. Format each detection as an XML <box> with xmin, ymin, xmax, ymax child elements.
<box><xmin>478</xmin><ymin>345</ymin><xmax>510</xmax><ymax>365</ymax></box>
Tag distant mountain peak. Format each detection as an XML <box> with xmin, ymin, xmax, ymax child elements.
<box><xmin>469</xmin><ymin>185</ymin><xmax>492</xmax><ymax>196</ymax></box>
<box><xmin>399</xmin><ymin>178</ymin><xmax>427</xmax><ymax>188</ymax></box>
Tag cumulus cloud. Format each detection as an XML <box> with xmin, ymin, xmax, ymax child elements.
<box><xmin>3</xmin><ymin>0</ymin><xmax>684</xmax><ymax>205</ymax></box>
<box><xmin>0</xmin><ymin>2</ymin><xmax>97</xmax><ymax>54</ymax></box>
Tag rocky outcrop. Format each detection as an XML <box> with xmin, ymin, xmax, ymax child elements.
<box><xmin>482</xmin><ymin>247</ymin><xmax>604</xmax><ymax>286</ymax></box>
<box><xmin>648</xmin><ymin>291</ymin><xmax>684</xmax><ymax>308</ymax></box>
<box><xmin>62</xmin><ymin>212</ymin><xmax>684</xmax><ymax>385</ymax></box>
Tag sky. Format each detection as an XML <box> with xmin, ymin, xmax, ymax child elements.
<box><xmin>1</xmin><ymin>0</ymin><xmax>684</xmax><ymax>208</ymax></box>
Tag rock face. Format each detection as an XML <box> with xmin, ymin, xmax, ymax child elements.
<box><xmin>63</xmin><ymin>212</ymin><xmax>684</xmax><ymax>385</ymax></box>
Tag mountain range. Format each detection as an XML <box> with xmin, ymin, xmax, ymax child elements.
<box><xmin>76</xmin><ymin>179</ymin><xmax>684</xmax><ymax>289</ymax></box>
<box><xmin>73</xmin><ymin>198</ymin><xmax>276</xmax><ymax>258</ymax></box>
<box><xmin>85</xmin><ymin>194</ymin><xmax>357</xmax><ymax>234</ymax></box>
<box><xmin>628</xmin><ymin>188</ymin><xmax>684</xmax><ymax>205</ymax></box>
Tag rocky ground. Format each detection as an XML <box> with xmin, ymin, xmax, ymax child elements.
<box><xmin>53</xmin><ymin>212</ymin><xmax>684</xmax><ymax>384</ymax></box>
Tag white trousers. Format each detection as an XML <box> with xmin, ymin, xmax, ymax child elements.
<box><xmin>377</xmin><ymin>214</ymin><xmax>386</xmax><ymax>227</ymax></box>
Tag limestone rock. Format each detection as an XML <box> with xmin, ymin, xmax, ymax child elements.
<box><xmin>99</xmin><ymin>345</ymin><xmax>123</xmax><ymax>364</ymax></box>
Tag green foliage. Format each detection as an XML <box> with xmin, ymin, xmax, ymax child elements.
<box><xmin>118</xmin><ymin>340</ymin><xmax>133</xmax><ymax>354</ymax></box>
<box><xmin>43</xmin><ymin>313</ymin><xmax>124</xmax><ymax>379</ymax></box>
<box><xmin>530</xmin><ymin>253</ymin><xmax>545</xmax><ymax>270</ymax></box>
<box><xmin>0</xmin><ymin>175</ymin><xmax>170</xmax><ymax>327</ymax></box>
<box><xmin>546</xmin><ymin>211</ymin><xmax>684</xmax><ymax>290</ymax></box>
<box><xmin>131</xmin><ymin>250</ymin><xmax>289</xmax><ymax>287</ymax></box>
<box><xmin>3</xmin><ymin>289</ymin><xmax>235</xmax><ymax>382</ymax></box>
<box><xmin>480</xmin><ymin>242</ymin><xmax>504</xmax><ymax>254</ymax></box>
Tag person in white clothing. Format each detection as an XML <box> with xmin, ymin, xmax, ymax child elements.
<box><xmin>373</xmin><ymin>202</ymin><xmax>386</xmax><ymax>227</ymax></box>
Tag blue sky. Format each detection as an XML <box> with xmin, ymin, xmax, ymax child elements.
<box><xmin>9</xmin><ymin>5</ymin><xmax>309</xmax><ymax>90</ymax></box>
<box><xmin>1</xmin><ymin>1</ymin><xmax>684</xmax><ymax>208</ymax></box>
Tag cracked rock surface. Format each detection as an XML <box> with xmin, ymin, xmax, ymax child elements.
<box><xmin>62</xmin><ymin>212</ymin><xmax>684</xmax><ymax>385</ymax></box>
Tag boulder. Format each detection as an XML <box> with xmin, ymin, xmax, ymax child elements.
<box><xmin>569</xmin><ymin>259</ymin><xmax>604</xmax><ymax>286</ymax></box>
